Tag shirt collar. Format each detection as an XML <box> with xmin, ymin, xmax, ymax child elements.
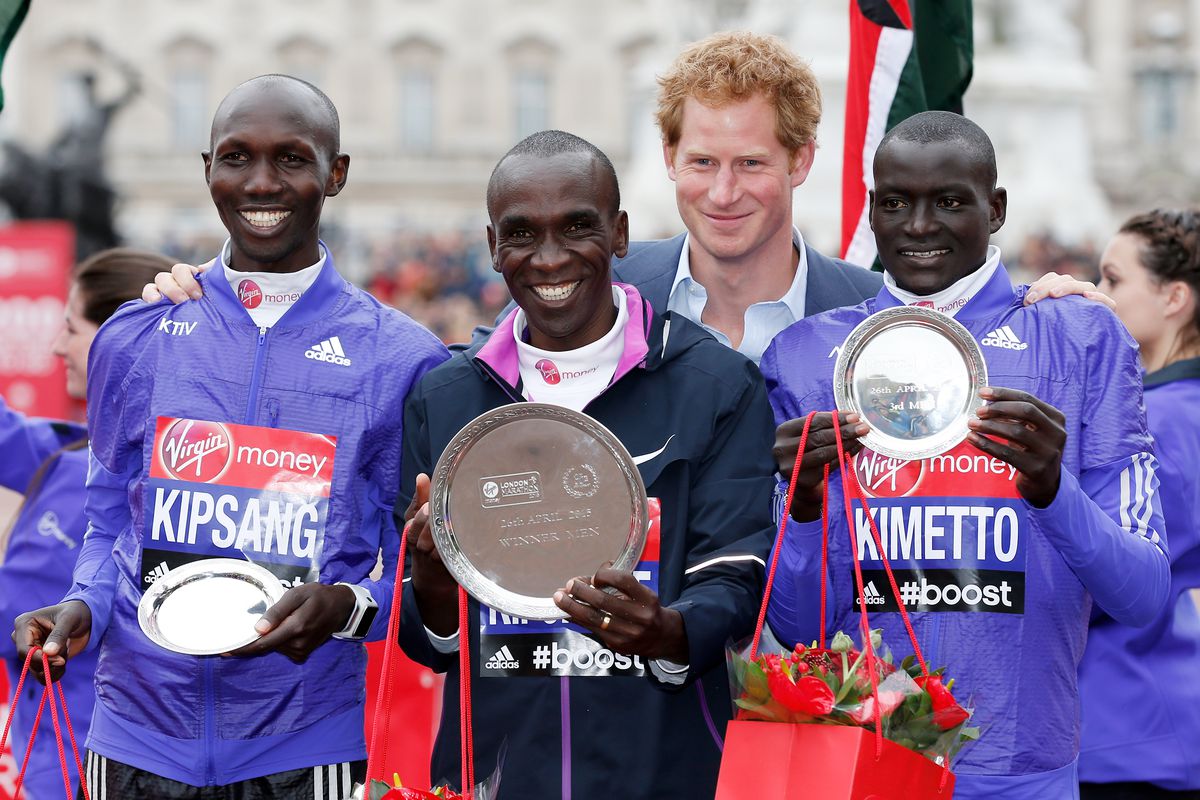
<box><xmin>476</xmin><ymin>282</ymin><xmax>652</xmax><ymax>389</ymax></box>
<box><xmin>207</xmin><ymin>239</ymin><xmax>343</xmax><ymax>328</ymax></box>
<box><xmin>220</xmin><ymin>238</ymin><xmax>328</xmax><ymax>273</ymax></box>
<box><xmin>876</xmin><ymin>246</ymin><xmax>1017</xmax><ymax>320</ymax></box>
<box><xmin>669</xmin><ymin>226</ymin><xmax>809</xmax><ymax>320</ymax></box>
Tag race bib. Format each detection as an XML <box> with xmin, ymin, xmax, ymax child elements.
<box><xmin>478</xmin><ymin>498</ymin><xmax>661</xmax><ymax>678</ymax></box>
<box><xmin>850</xmin><ymin>442</ymin><xmax>1027</xmax><ymax>615</ymax></box>
<box><xmin>141</xmin><ymin>416</ymin><xmax>337</xmax><ymax>590</ymax></box>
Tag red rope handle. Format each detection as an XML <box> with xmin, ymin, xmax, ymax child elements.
<box><xmin>457</xmin><ymin>587</ymin><xmax>475</xmax><ymax>798</ymax></box>
<box><xmin>818</xmin><ymin>463</ymin><xmax>830</xmax><ymax>649</ymax></box>
<box><xmin>749</xmin><ymin>412</ymin><xmax>818</xmax><ymax>660</ymax></box>
<box><xmin>842</xmin><ymin>455</ymin><xmax>930</xmax><ymax>677</ymax></box>
<box><xmin>832</xmin><ymin>424</ymin><xmax>885</xmax><ymax>758</ymax></box>
<box><xmin>366</xmin><ymin>521</ymin><xmax>410</xmax><ymax>782</ymax></box>
<box><xmin>1</xmin><ymin>647</ymin><xmax>89</xmax><ymax>800</ymax></box>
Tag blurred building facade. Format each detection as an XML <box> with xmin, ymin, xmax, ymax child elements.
<box><xmin>1</xmin><ymin>0</ymin><xmax>1197</xmax><ymax>282</ymax></box>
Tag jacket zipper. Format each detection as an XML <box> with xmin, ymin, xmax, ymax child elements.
<box><xmin>246</xmin><ymin>326</ymin><xmax>270</xmax><ymax>424</ymax></box>
<box><xmin>204</xmin><ymin>659</ymin><xmax>216</xmax><ymax>784</ymax></box>
<box><xmin>204</xmin><ymin>325</ymin><xmax>270</xmax><ymax>784</ymax></box>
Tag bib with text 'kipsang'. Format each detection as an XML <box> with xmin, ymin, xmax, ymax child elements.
<box><xmin>142</xmin><ymin>417</ymin><xmax>337</xmax><ymax>591</ymax></box>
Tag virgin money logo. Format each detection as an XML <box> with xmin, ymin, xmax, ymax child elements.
<box><xmin>535</xmin><ymin>359</ymin><xmax>561</xmax><ymax>385</ymax></box>
<box><xmin>238</xmin><ymin>279</ymin><xmax>263</xmax><ymax>309</ymax></box>
<box><xmin>913</xmin><ymin>300</ymin><xmax>935</xmax><ymax>309</ymax></box>
<box><xmin>854</xmin><ymin>449</ymin><xmax>924</xmax><ymax>498</ymax></box>
<box><xmin>160</xmin><ymin>419</ymin><xmax>233</xmax><ymax>483</ymax></box>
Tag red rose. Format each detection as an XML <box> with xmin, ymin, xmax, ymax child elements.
<box><xmin>915</xmin><ymin>675</ymin><xmax>970</xmax><ymax>730</ymax></box>
<box><xmin>768</xmin><ymin>671</ymin><xmax>835</xmax><ymax>716</ymax></box>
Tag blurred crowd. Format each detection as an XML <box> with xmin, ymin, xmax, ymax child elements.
<box><xmin>151</xmin><ymin>228</ymin><xmax>1106</xmax><ymax>346</ymax></box>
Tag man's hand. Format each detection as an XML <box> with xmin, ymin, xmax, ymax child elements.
<box><xmin>406</xmin><ymin>473</ymin><xmax>459</xmax><ymax>636</ymax></box>
<box><xmin>142</xmin><ymin>262</ymin><xmax>207</xmax><ymax>304</ymax></box>
<box><xmin>228</xmin><ymin>583</ymin><xmax>356</xmax><ymax>664</ymax></box>
<box><xmin>774</xmin><ymin>412</ymin><xmax>870</xmax><ymax>522</ymax></box>
<box><xmin>967</xmin><ymin>386</ymin><xmax>1066</xmax><ymax>507</ymax></box>
<box><xmin>12</xmin><ymin>601</ymin><xmax>92</xmax><ymax>684</ymax></box>
<box><xmin>553</xmin><ymin>567</ymin><xmax>689</xmax><ymax>664</ymax></box>
<box><xmin>1025</xmin><ymin>271</ymin><xmax>1115</xmax><ymax>310</ymax></box>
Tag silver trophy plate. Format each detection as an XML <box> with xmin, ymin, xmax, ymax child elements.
<box><xmin>834</xmin><ymin>306</ymin><xmax>987</xmax><ymax>460</ymax></box>
<box><xmin>137</xmin><ymin>558</ymin><xmax>285</xmax><ymax>655</ymax></box>
<box><xmin>430</xmin><ymin>403</ymin><xmax>648</xmax><ymax>620</ymax></box>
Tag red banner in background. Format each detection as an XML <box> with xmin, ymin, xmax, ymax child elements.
<box><xmin>0</xmin><ymin>222</ymin><xmax>74</xmax><ymax>419</ymax></box>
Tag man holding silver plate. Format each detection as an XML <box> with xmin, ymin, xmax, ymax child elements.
<box><xmin>760</xmin><ymin>112</ymin><xmax>1170</xmax><ymax>799</ymax></box>
<box><xmin>397</xmin><ymin>131</ymin><xmax>777</xmax><ymax>799</ymax></box>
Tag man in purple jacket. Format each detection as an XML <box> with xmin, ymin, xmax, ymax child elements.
<box><xmin>13</xmin><ymin>75</ymin><xmax>447</xmax><ymax>799</ymax></box>
<box><xmin>761</xmin><ymin>111</ymin><xmax>1169</xmax><ymax>799</ymax></box>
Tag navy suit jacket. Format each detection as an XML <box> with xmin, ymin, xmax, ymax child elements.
<box><xmin>613</xmin><ymin>233</ymin><xmax>882</xmax><ymax>317</ymax></box>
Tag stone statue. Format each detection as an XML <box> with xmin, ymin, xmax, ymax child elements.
<box><xmin>0</xmin><ymin>38</ymin><xmax>139</xmax><ymax>259</ymax></box>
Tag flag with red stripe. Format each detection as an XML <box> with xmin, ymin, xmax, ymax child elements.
<box><xmin>841</xmin><ymin>0</ymin><xmax>973</xmax><ymax>268</ymax></box>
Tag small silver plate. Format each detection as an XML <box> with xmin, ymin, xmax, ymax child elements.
<box><xmin>430</xmin><ymin>403</ymin><xmax>648</xmax><ymax>620</ymax></box>
<box><xmin>137</xmin><ymin>558</ymin><xmax>286</xmax><ymax>655</ymax></box>
<box><xmin>834</xmin><ymin>306</ymin><xmax>988</xmax><ymax>460</ymax></box>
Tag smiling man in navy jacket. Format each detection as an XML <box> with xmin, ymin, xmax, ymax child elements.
<box><xmin>398</xmin><ymin>130</ymin><xmax>778</xmax><ymax>799</ymax></box>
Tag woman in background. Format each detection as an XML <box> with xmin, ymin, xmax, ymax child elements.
<box><xmin>1080</xmin><ymin>209</ymin><xmax>1200</xmax><ymax>799</ymax></box>
<box><xmin>0</xmin><ymin>247</ymin><xmax>170</xmax><ymax>799</ymax></box>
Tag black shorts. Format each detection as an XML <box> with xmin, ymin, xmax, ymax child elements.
<box><xmin>1080</xmin><ymin>783</ymin><xmax>1200</xmax><ymax>800</ymax></box>
<box><xmin>79</xmin><ymin>752</ymin><xmax>367</xmax><ymax>800</ymax></box>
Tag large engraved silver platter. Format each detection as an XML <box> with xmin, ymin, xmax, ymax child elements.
<box><xmin>138</xmin><ymin>558</ymin><xmax>285</xmax><ymax>655</ymax></box>
<box><xmin>430</xmin><ymin>403</ymin><xmax>648</xmax><ymax>620</ymax></box>
<box><xmin>834</xmin><ymin>306</ymin><xmax>987</xmax><ymax>460</ymax></box>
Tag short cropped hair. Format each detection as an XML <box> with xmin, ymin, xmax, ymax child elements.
<box><xmin>487</xmin><ymin>129</ymin><xmax>620</xmax><ymax>216</ymax></box>
<box><xmin>655</xmin><ymin>31</ymin><xmax>822</xmax><ymax>155</ymax></box>
<box><xmin>212</xmin><ymin>74</ymin><xmax>341</xmax><ymax>155</ymax></box>
<box><xmin>879</xmin><ymin>111</ymin><xmax>997</xmax><ymax>188</ymax></box>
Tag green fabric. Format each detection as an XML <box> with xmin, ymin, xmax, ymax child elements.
<box><xmin>0</xmin><ymin>0</ymin><xmax>29</xmax><ymax>111</ymax></box>
<box><xmin>870</xmin><ymin>0</ymin><xmax>973</xmax><ymax>272</ymax></box>
<box><xmin>913</xmin><ymin>0</ymin><xmax>974</xmax><ymax>114</ymax></box>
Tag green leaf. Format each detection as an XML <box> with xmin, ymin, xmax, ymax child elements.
<box><xmin>368</xmin><ymin>780</ymin><xmax>391</xmax><ymax>800</ymax></box>
<box><xmin>744</xmin><ymin>661</ymin><xmax>769</xmax><ymax>701</ymax></box>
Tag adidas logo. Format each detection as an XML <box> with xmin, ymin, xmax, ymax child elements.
<box><xmin>485</xmin><ymin>645</ymin><xmax>520</xmax><ymax>670</ymax></box>
<box><xmin>857</xmin><ymin>580</ymin><xmax>886</xmax><ymax>606</ymax></box>
<box><xmin>305</xmin><ymin>336</ymin><xmax>353</xmax><ymax>366</ymax></box>
<box><xmin>980</xmin><ymin>326</ymin><xmax>1028</xmax><ymax>351</ymax></box>
<box><xmin>145</xmin><ymin>561</ymin><xmax>171</xmax><ymax>585</ymax></box>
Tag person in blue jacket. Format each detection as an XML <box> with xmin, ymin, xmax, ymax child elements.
<box><xmin>761</xmin><ymin>112</ymin><xmax>1170</xmax><ymax>800</ymax></box>
<box><xmin>1</xmin><ymin>247</ymin><xmax>170</xmax><ymax>800</ymax></box>
<box><xmin>1078</xmin><ymin>209</ymin><xmax>1200</xmax><ymax>799</ymax></box>
<box><xmin>12</xmin><ymin>75</ymin><xmax>448</xmax><ymax>799</ymax></box>
<box><xmin>398</xmin><ymin>130</ymin><xmax>777</xmax><ymax>799</ymax></box>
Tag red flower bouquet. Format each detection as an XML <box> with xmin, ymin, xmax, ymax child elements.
<box><xmin>729</xmin><ymin>629</ymin><xmax>978</xmax><ymax>766</ymax></box>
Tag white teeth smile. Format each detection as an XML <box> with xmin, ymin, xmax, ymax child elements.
<box><xmin>241</xmin><ymin>210</ymin><xmax>291</xmax><ymax>228</ymax></box>
<box><xmin>532</xmin><ymin>282</ymin><xmax>580</xmax><ymax>301</ymax></box>
<box><xmin>901</xmin><ymin>249</ymin><xmax>950</xmax><ymax>259</ymax></box>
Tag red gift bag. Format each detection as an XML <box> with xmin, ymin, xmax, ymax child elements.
<box><xmin>715</xmin><ymin>412</ymin><xmax>956</xmax><ymax>800</ymax></box>
<box><xmin>717</xmin><ymin>722</ymin><xmax>952</xmax><ymax>799</ymax></box>
<box><xmin>0</xmin><ymin>648</ymin><xmax>89</xmax><ymax>800</ymax></box>
<box><xmin>367</xmin><ymin>528</ymin><xmax>482</xmax><ymax>798</ymax></box>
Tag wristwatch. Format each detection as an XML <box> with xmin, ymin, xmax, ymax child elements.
<box><xmin>332</xmin><ymin>583</ymin><xmax>379</xmax><ymax>640</ymax></box>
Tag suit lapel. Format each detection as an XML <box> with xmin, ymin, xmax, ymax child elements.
<box><xmin>612</xmin><ymin>234</ymin><xmax>686</xmax><ymax>313</ymax></box>
<box><xmin>804</xmin><ymin>245</ymin><xmax>848</xmax><ymax>317</ymax></box>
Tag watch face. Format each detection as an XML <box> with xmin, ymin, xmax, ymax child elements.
<box><xmin>352</xmin><ymin>601</ymin><xmax>379</xmax><ymax>639</ymax></box>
